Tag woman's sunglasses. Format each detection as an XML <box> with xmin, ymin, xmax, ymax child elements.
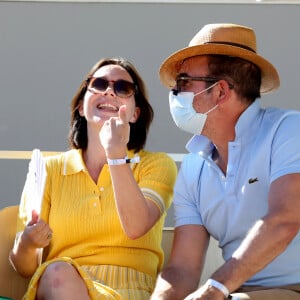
<box><xmin>86</xmin><ymin>77</ymin><xmax>136</xmax><ymax>98</ymax></box>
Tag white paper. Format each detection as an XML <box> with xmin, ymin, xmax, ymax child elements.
<box><xmin>25</xmin><ymin>149</ymin><xmax>47</xmax><ymax>217</ymax></box>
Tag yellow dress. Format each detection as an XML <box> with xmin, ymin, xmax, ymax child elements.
<box><xmin>17</xmin><ymin>149</ymin><xmax>177</xmax><ymax>299</ymax></box>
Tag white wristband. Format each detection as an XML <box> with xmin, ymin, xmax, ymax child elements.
<box><xmin>206</xmin><ymin>278</ymin><xmax>229</xmax><ymax>298</ymax></box>
<box><xmin>107</xmin><ymin>156</ymin><xmax>140</xmax><ymax>165</ymax></box>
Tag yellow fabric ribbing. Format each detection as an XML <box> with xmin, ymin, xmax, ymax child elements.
<box><xmin>17</xmin><ymin>149</ymin><xmax>177</xmax><ymax>298</ymax></box>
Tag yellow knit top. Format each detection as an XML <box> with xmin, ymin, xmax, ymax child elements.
<box><xmin>17</xmin><ymin>149</ymin><xmax>177</xmax><ymax>279</ymax></box>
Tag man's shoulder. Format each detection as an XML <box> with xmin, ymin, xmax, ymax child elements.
<box><xmin>256</xmin><ymin>107</ymin><xmax>300</xmax><ymax>135</ymax></box>
<box><xmin>264</xmin><ymin>106</ymin><xmax>300</xmax><ymax>121</ymax></box>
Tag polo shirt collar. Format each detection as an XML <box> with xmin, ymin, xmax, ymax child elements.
<box><xmin>62</xmin><ymin>149</ymin><xmax>138</xmax><ymax>175</ymax></box>
<box><xmin>62</xmin><ymin>149</ymin><xmax>86</xmax><ymax>175</ymax></box>
<box><xmin>186</xmin><ymin>100</ymin><xmax>261</xmax><ymax>155</ymax></box>
<box><xmin>235</xmin><ymin>100</ymin><xmax>260</xmax><ymax>138</ymax></box>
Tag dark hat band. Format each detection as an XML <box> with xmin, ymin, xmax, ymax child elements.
<box><xmin>204</xmin><ymin>41</ymin><xmax>255</xmax><ymax>53</ymax></box>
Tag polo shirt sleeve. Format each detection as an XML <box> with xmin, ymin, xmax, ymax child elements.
<box><xmin>271</xmin><ymin>112</ymin><xmax>300</xmax><ymax>182</ymax></box>
<box><xmin>137</xmin><ymin>152</ymin><xmax>178</xmax><ymax>215</ymax></box>
<box><xmin>173</xmin><ymin>154</ymin><xmax>204</xmax><ymax>227</ymax></box>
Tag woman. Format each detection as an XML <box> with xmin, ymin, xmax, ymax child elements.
<box><xmin>9</xmin><ymin>57</ymin><xmax>177</xmax><ymax>299</ymax></box>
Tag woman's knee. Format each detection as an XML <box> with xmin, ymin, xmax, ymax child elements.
<box><xmin>36</xmin><ymin>261</ymin><xmax>90</xmax><ymax>299</ymax></box>
<box><xmin>38</xmin><ymin>262</ymin><xmax>79</xmax><ymax>289</ymax></box>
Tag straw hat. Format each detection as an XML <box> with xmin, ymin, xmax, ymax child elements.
<box><xmin>159</xmin><ymin>23</ymin><xmax>280</xmax><ymax>94</ymax></box>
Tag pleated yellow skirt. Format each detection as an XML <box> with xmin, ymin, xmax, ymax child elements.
<box><xmin>23</xmin><ymin>257</ymin><xmax>155</xmax><ymax>300</ymax></box>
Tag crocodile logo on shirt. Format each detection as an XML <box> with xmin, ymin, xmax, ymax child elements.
<box><xmin>248</xmin><ymin>177</ymin><xmax>258</xmax><ymax>184</ymax></box>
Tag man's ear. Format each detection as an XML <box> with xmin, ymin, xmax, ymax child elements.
<box><xmin>129</xmin><ymin>107</ymin><xmax>140</xmax><ymax>123</ymax></box>
<box><xmin>216</xmin><ymin>80</ymin><xmax>231</xmax><ymax>104</ymax></box>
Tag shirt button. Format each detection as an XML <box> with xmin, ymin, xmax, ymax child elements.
<box><xmin>100</xmin><ymin>187</ymin><xmax>104</xmax><ymax>191</ymax></box>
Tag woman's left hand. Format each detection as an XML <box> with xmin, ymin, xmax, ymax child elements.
<box><xmin>100</xmin><ymin>105</ymin><xmax>130</xmax><ymax>158</ymax></box>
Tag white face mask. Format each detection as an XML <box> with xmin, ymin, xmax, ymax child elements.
<box><xmin>169</xmin><ymin>82</ymin><xmax>218</xmax><ymax>135</ymax></box>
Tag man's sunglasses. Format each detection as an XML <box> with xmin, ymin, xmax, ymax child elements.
<box><xmin>175</xmin><ymin>74</ymin><xmax>234</xmax><ymax>93</ymax></box>
<box><xmin>86</xmin><ymin>77</ymin><xmax>137</xmax><ymax>98</ymax></box>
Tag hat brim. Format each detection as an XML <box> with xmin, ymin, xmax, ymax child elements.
<box><xmin>159</xmin><ymin>44</ymin><xmax>280</xmax><ymax>94</ymax></box>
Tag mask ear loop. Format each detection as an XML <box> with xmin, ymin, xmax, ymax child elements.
<box><xmin>194</xmin><ymin>81</ymin><xmax>219</xmax><ymax>97</ymax></box>
<box><xmin>194</xmin><ymin>82</ymin><xmax>219</xmax><ymax>115</ymax></box>
<box><xmin>204</xmin><ymin>103</ymin><xmax>219</xmax><ymax>115</ymax></box>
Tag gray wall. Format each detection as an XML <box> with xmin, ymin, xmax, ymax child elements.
<box><xmin>1</xmin><ymin>2</ymin><xmax>300</xmax><ymax>226</ymax></box>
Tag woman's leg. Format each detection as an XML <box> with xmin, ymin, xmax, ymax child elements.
<box><xmin>36</xmin><ymin>261</ymin><xmax>90</xmax><ymax>300</ymax></box>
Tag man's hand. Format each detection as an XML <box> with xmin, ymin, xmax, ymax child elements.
<box><xmin>183</xmin><ymin>284</ymin><xmax>225</xmax><ymax>300</ymax></box>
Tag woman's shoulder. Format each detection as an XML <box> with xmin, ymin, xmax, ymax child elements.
<box><xmin>44</xmin><ymin>149</ymin><xmax>81</xmax><ymax>168</ymax></box>
<box><xmin>44</xmin><ymin>149</ymin><xmax>70</xmax><ymax>160</ymax></box>
<box><xmin>137</xmin><ymin>149</ymin><xmax>173</xmax><ymax>161</ymax></box>
<box><xmin>137</xmin><ymin>150</ymin><xmax>177</xmax><ymax>169</ymax></box>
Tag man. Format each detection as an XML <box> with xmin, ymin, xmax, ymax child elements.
<box><xmin>151</xmin><ymin>23</ymin><xmax>300</xmax><ymax>300</ymax></box>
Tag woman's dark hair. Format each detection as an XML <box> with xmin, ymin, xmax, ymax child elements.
<box><xmin>207</xmin><ymin>55</ymin><xmax>261</xmax><ymax>104</ymax></box>
<box><xmin>68</xmin><ymin>57</ymin><xmax>154</xmax><ymax>153</ymax></box>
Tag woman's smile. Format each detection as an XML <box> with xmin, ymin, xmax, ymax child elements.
<box><xmin>96</xmin><ymin>103</ymin><xmax>119</xmax><ymax>112</ymax></box>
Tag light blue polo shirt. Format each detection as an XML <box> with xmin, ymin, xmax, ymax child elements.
<box><xmin>174</xmin><ymin>100</ymin><xmax>300</xmax><ymax>286</ymax></box>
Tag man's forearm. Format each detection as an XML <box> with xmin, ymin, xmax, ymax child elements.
<box><xmin>211</xmin><ymin>217</ymin><xmax>299</xmax><ymax>292</ymax></box>
<box><xmin>151</xmin><ymin>267</ymin><xmax>199</xmax><ymax>300</ymax></box>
